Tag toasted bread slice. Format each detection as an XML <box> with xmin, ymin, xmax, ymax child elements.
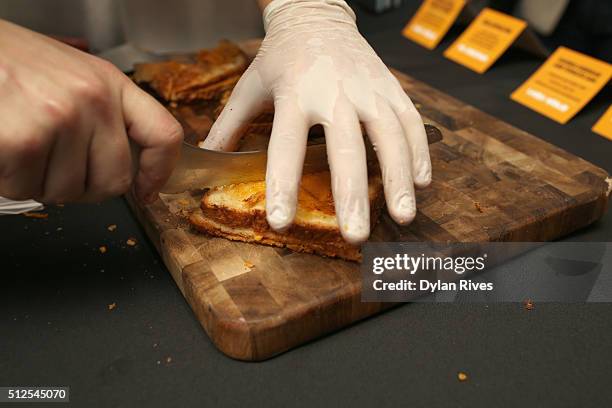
<box><xmin>133</xmin><ymin>40</ymin><xmax>248</xmax><ymax>102</ymax></box>
<box><xmin>189</xmin><ymin>171</ymin><xmax>384</xmax><ymax>261</ymax></box>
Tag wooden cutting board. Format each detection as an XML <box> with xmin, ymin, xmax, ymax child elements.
<box><xmin>126</xmin><ymin>42</ymin><xmax>610</xmax><ymax>361</ymax></box>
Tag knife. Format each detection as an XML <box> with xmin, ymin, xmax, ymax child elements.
<box><xmin>160</xmin><ymin>124</ymin><xmax>443</xmax><ymax>194</ymax></box>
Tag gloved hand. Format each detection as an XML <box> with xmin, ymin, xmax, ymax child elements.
<box><xmin>202</xmin><ymin>0</ymin><xmax>432</xmax><ymax>244</ymax></box>
<box><xmin>0</xmin><ymin>20</ymin><xmax>183</xmax><ymax>205</ymax></box>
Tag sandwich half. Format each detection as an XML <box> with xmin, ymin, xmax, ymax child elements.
<box><xmin>189</xmin><ymin>171</ymin><xmax>384</xmax><ymax>261</ymax></box>
<box><xmin>133</xmin><ymin>40</ymin><xmax>248</xmax><ymax>103</ymax></box>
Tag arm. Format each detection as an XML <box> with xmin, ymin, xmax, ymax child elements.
<box><xmin>207</xmin><ymin>0</ymin><xmax>431</xmax><ymax>244</ymax></box>
<box><xmin>0</xmin><ymin>19</ymin><xmax>183</xmax><ymax>204</ymax></box>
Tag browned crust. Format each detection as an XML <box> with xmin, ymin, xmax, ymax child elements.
<box><xmin>189</xmin><ymin>212</ymin><xmax>362</xmax><ymax>261</ymax></box>
<box><xmin>133</xmin><ymin>40</ymin><xmax>248</xmax><ymax>102</ymax></box>
<box><xmin>189</xmin><ymin>180</ymin><xmax>386</xmax><ymax>262</ymax></box>
<box><xmin>200</xmin><ymin>204</ymin><xmax>349</xmax><ymax>245</ymax></box>
<box><xmin>175</xmin><ymin>74</ymin><xmax>242</xmax><ymax>103</ymax></box>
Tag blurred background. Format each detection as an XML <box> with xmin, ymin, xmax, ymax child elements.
<box><xmin>0</xmin><ymin>0</ymin><xmax>609</xmax><ymax>61</ymax></box>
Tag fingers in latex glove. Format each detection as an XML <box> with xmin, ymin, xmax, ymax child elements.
<box><xmin>204</xmin><ymin>0</ymin><xmax>433</xmax><ymax>243</ymax></box>
<box><xmin>201</xmin><ymin>68</ymin><xmax>269</xmax><ymax>151</ymax></box>
<box><xmin>362</xmin><ymin>98</ymin><xmax>416</xmax><ymax>225</ymax></box>
<box><xmin>392</xmin><ymin>89</ymin><xmax>432</xmax><ymax>188</ymax></box>
<box><xmin>324</xmin><ymin>102</ymin><xmax>370</xmax><ymax>244</ymax></box>
<box><xmin>264</xmin><ymin>96</ymin><xmax>310</xmax><ymax>231</ymax></box>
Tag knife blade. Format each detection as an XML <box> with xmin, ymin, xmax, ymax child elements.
<box><xmin>160</xmin><ymin>124</ymin><xmax>443</xmax><ymax>194</ymax></box>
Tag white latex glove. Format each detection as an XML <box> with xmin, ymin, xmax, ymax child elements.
<box><xmin>202</xmin><ymin>0</ymin><xmax>432</xmax><ymax>244</ymax></box>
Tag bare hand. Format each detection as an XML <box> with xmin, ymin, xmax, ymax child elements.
<box><xmin>0</xmin><ymin>20</ymin><xmax>183</xmax><ymax>204</ymax></box>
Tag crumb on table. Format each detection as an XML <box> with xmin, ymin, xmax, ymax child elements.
<box><xmin>457</xmin><ymin>371</ymin><xmax>468</xmax><ymax>382</ymax></box>
<box><xmin>23</xmin><ymin>212</ymin><xmax>48</xmax><ymax>219</ymax></box>
<box><xmin>99</xmin><ymin>246</ymin><xmax>107</xmax><ymax>254</ymax></box>
<box><xmin>107</xmin><ymin>302</ymin><xmax>117</xmax><ymax>311</ymax></box>
<box><xmin>126</xmin><ymin>238</ymin><xmax>137</xmax><ymax>247</ymax></box>
<box><xmin>107</xmin><ymin>224</ymin><xmax>117</xmax><ymax>232</ymax></box>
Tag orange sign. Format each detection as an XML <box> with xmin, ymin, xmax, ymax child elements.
<box><xmin>443</xmin><ymin>8</ymin><xmax>526</xmax><ymax>73</ymax></box>
<box><xmin>402</xmin><ymin>0</ymin><xmax>466</xmax><ymax>50</ymax></box>
<box><xmin>592</xmin><ymin>106</ymin><xmax>612</xmax><ymax>140</ymax></box>
<box><xmin>511</xmin><ymin>47</ymin><xmax>612</xmax><ymax>124</ymax></box>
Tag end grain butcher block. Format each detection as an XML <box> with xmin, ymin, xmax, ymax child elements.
<box><xmin>126</xmin><ymin>42</ymin><xmax>610</xmax><ymax>361</ymax></box>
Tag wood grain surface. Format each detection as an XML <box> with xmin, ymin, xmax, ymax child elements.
<box><xmin>126</xmin><ymin>41</ymin><xmax>610</xmax><ymax>361</ymax></box>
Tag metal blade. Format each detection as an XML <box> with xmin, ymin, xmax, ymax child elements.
<box><xmin>160</xmin><ymin>124</ymin><xmax>443</xmax><ymax>194</ymax></box>
<box><xmin>160</xmin><ymin>143</ymin><xmax>329</xmax><ymax>193</ymax></box>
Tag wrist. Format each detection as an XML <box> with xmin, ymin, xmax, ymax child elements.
<box><xmin>263</xmin><ymin>0</ymin><xmax>356</xmax><ymax>32</ymax></box>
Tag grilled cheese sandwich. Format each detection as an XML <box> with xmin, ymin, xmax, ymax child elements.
<box><xmin>189</xmin><ymin>171</ymin><xmax>384</xmax><ymax>261</ymax></box>
<box><xmin>133</xmin><ymin>40</ymin><xmax>248</xmax><ymax>103</ymax></box>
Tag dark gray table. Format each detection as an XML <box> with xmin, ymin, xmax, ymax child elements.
<box><xmin>1</xmin><ymin>2</ymin><xmax>611</xmax><ymax>407</ymax></box>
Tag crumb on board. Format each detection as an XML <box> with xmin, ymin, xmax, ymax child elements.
<box><xmin>23</xmin><ymin>212</ymin><xmax>48</xmax><ymax>219</ymax></box>
<box><xmin>177</xmin><ymin>198</ymin><xmax>190</xmax><ymax>207</ymax></box>
<box><xmin>126</xmin><ymin>238</ymin><xmax>137</xmax><ymax>247</ymax></box>
<box><xmin>474</xmin><ymin>201</ymin><xmax>484</xmax><ymax>213</ymax></box>
<box><xmin>243</xmin><ymin>260</ymin><xmax>255</xmax><ymax>271</ymax></box>
<box><xmin>107</xmin><ymin>224</ymin><xmax>117</xmax><ymax>232</ymax></box>
<box><xmin>99</xmin><ymin>246</ymin><xmax>107</xmax><ymax>254</ymax></box>
<box><xmin>524</xmin><ymin>299</ymin><xmax>534</xmax><ymax>311</ymax></box>
<box><xmin>457</xmin><ymin>372</ymin><xmax>468</xmax><ymax>382</ymax></box>
<box><xmin>107</xmin><ymin>302</ymin><xmax>117</xmax><ymax>311</ymax></box>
